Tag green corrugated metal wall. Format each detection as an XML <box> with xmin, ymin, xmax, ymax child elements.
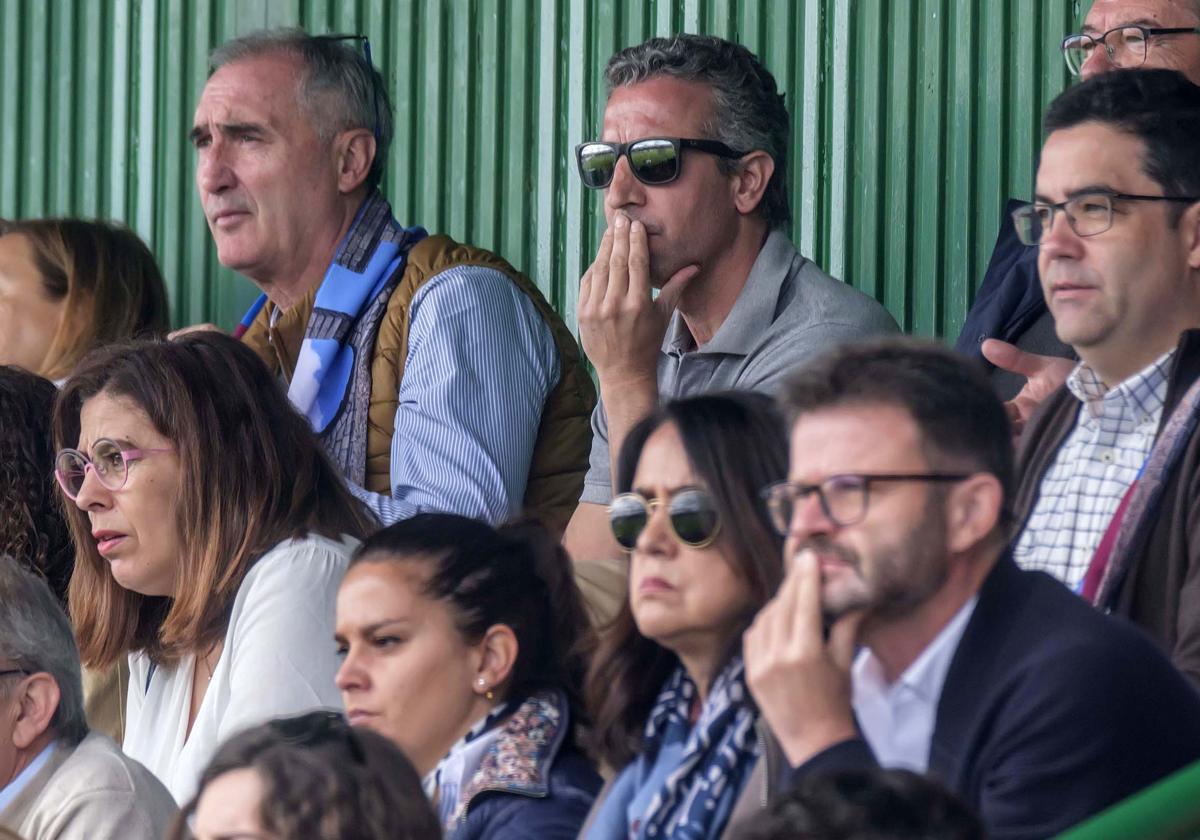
<box><xmin>0</xmin><ymin>0</ymin><xmax>1085</xmax><ymax>337</ymax></box>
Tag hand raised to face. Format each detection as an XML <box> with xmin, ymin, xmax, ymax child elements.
<box><xmin>576</xmin><ymin>212</ymin><xmax>699</xmax><ymax>387</ymax></box>
<box><xmin>743</xmin><ymin>549</ymin><xmax>864</xmax><ymax>768</ymax></box>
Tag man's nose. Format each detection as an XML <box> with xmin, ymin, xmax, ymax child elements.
<box><xmin>605</xmin><ymin>155</ymin><xmax>645</xmax><ymax>212</ymax></box>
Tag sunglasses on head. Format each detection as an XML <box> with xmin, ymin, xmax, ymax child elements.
<box><xmin>575</xmin><ymin>137</ymin><xmax>746</xmax><ymax>189</ymax></box>
<box><xmin>609</xmin><ymin>487</ymin><xmax>722</xmax><ymax>551</ymax></box>
<box><xmin>267</xmin><ymin>710</ymin><xmax>365</xmax><ymax>764</ymax></box>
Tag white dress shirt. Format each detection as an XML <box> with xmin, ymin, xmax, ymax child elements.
<box><xmin>852</xmin><ymin>596</ymin><xmax>979</xmax><ymax>773</ymax></box>
<box><xmin>1014</xmin><ymin>351</ymin><xmax>1172</xmax><ymax>588</ymax></box>
<box><xmin>123</xmin><ymin>533</ymin><xmax>356</xmax><ymax>803</ymax></box>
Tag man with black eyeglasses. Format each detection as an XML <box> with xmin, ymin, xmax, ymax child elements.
<box><xmin>563</xmin><ymin>34</ymin><xmax>897</xmax><ymax>571</ymax></box>
<box><xmin>740</xmin><ymin>338</ymin><xmax>1200</xmax><ymax>840</ymax></box>
<box><xmin>958</xmin><ymin>0</ymin><xmax>1200</xmax><ymax>422</ymax></box>
<box><xmin>190</xmin><ymin>29</ymin><xmax>595</xmax><ymax>533</ymax></box>
<box><xmin>1008</xmin><ymin>69</ymin><xmax>1200</xmax><ymax>687</ymax></box>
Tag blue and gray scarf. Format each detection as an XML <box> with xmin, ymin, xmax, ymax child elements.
<box><xmin>637</xmin><ymin>656</ymin><xmax>760</xmax><ymax>840</ymax></box>
<box><xmin>243</xmin><ymin>191</ymin><xmax>427</xmax><ymax>485</ymax></box>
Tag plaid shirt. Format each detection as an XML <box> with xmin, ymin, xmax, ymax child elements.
<box><xmin>1014</xmin><ymin>351</ymin><xmax>1174</xmax><ymax>588</ymax></box>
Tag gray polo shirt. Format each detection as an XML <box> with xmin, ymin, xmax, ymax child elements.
<box><xmin>579</xmin><ymin>229</ymin><xmax>900</xmax><ymax>504</ymax></box>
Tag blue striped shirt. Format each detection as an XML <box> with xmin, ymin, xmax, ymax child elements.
<box><xmin>348</xmin><ymin>265</ymin><xmax>560</xmax><ymax>525</ymax></box>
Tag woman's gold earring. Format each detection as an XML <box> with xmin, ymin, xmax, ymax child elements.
<box><xmin>486</xmin><ymin>689</ymin><xmax>495</xmax><ymax>701</ymax></box>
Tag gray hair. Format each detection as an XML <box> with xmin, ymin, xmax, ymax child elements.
<box><xmin>604</xmin><ymin>34</ymin><xmax>791</xmax><ymax>228</ymax></box>
<box><xmin>0</xmin><ymin>556</ymin><xmax>87</xmax><ymax>745</ymax></box>
<box><xmin>209</xmin><ymin>28</ymin><xmax>394</xmax><ymax>191</ymax></box>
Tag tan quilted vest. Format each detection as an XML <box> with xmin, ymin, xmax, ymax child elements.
<box><xmin>242</xmin><ymin>235</ymin><xmax>595</xmax><ymax>535</ymax></box>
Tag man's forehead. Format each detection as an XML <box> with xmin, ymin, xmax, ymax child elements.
<box><xmin>194</xmin><ymin>54</ymin><xmax>302</xmax><ymax>124</ymax></box>
<box><xmin>600</xmin><ymin>76</ymin><xmax>713</xmax><ymax>138</ymax></box>
<box><xmin>1036</xmin><ymin>122</ymin><xmax>1149</xmax><ymax>196</ymax></box>
<box><xmin>1084</xmin><ymin>0</ymin><xmax>1194</xmax><ymax>30</ymax></box>
<box><xmin>788</xmin><ymin>404</ymin><xmax>924</xmax><ymax>477</ymax></box>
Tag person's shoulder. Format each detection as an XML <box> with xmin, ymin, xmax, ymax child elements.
<box><xmin>44</xmin><ymin>733</ymin><xmax>173</xmax><ymax>804</ymax></box>
<box><xmin>768</xmin><ymin>242</ymin><xmax>899</xmax><ymax>336</ymax></box>
<box><xmin>237</xmin><ymin>534</ymin><xmax>358</xmax><ymax>600</ymax></box>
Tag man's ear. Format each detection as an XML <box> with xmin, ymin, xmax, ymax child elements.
<box><xmin>730</xmin><ymin>151</ymin><xmax>775</xmax><ymax>216</ymax></box>
<box><xmin>472</xmin><ymin>624</ymin><xmax>519</xmax><ymax>699</ymax></box>
<box><xmin>1185</xmin><ymin>201</ymin><xmax>1200</xmax><ymax>271</ymax></box>
<box><xmin>11</xmin><ymin>673</ymin><xmax>59</xmax><ymax>750</ymax></box>
<box><xmin>944</xmin><ymin>473</ymin><xmax>1004</xmax><ymax>555</ymax></box>
<box><xmin>334</xmin><ymin>128</ymin><xmax>377</xmax><ymax>194</ymax></box>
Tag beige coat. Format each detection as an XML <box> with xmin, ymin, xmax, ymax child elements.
<box><xmin>0</xmin><ymin>732</ymin><xmax>176</xmax><ymax>840</ymax></box>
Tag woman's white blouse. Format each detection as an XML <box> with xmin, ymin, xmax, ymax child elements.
<box><xmin>122</xmin><ymin>533</ymin><xmax>357</xmax><ymax>803</ymax></box>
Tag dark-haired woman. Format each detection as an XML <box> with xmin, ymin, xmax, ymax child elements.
<box><xmin>54</xmin><ymin>333</ymin><xmax>376</xmax><ymax>803</ymax></box>
<box><xmin>334</xmin><ymin>514</ymin><xmax>601</xmax><ymax>839</ymax></box>
<box><xmin>581</xmin><ymin>392</ymin><xmax>788</xmax><ymax>839</ymax></box>
<box><xmin>175</xmin><ymin>711</ymin><xmax>440</xmax><ymax>840</ymax></box>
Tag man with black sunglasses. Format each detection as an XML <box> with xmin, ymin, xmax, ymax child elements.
<box><xmin>189</xmin><ymin>29</ymin><xmax>595</xmax><ymax>532</ymax></box>
<box><xmin>957</xmin><ymin>0</ymin><xmax>1200</xmax><ymax>422</ymax></box>
<box><xmin>742</xmin><ymin>338</ymin><xmax>1200</xmax><ymax>839</ymax></box>
<box><xmin>564</xmin><ymin>34</ymin><xmax>898</xmax><ymax>570</ymax></box>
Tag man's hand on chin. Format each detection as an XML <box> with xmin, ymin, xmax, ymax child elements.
<box><xmin>744</xmin><ymin>549</ymin><xmax>863</xmax><ymax>767</ymax></box>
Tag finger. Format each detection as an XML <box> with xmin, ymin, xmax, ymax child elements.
<box><xmin>654</xmin><ymin>263</ymin><xmax>700</xmax><ymax>318</ymax></box>
<box><xmin>789</xmin><ymin>548</ymin><xmax>826</xmax><ymax>650</ymax></box>
<box><xmin>628</xmin><ymin>220</ymin><xmax>652</xmax><ymax>298</ymax></box>
<box><xmin>590</xmin><ymin>228</ymin><xmax>614</xmax><ymax>303</ymax></box>
<box><xmin>603</xmin><ymin>212</ymin><xmax>631</xmax><ymax>306</ymax></box>
<box><xmin>981</xmin><ymin>339</ymin><xmax>1049</xmax><ymax>379</ymax></box>
<box><xmin>828</xmin><ymin>609</ymin><xmax>865</xmax><ymax>672</ymax></box>
<box><xmin>578</xmin><ymin>266</ymin><xmax>594</xmax><ymax>312</ymax></box>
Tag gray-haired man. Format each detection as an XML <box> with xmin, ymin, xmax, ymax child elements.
<box><xmin>564</xmin><ymin>34</ymin><xmax>898</xmax><ymax>569</ymax></box>
<box><xmin>0</xmin><ymin>557</ymin><xmax>175</xmax><ymax>839</ymax></box>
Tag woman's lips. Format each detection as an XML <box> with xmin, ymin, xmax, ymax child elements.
<box><xmin>638</xmin><ymin>576</ymin><xmax>674</xmax><ymax>595</ymax></box>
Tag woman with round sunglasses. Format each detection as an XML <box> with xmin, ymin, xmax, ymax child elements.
<box><xmin>52</xmin><ymin>332</ymin><xmax>375</xmax><ymax>803</ymax></box>
<box><xmin>334</xmin><ymin>514</ymin><xmax>601</xmax><ymax>839</ymax></box>
<box><xmin>173</xmin><ymin>710</ymin><xmax>440</xmax><ymax>840</ymax></box>
<box><xmin>581</xmin><ymin>392</ymin><xmax>787</xmax><ymax>840</ymax></box>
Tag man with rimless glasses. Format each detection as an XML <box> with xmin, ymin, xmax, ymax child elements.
<box><xmin>1008</xmin><ymin>69</ymin><xmax>1200</xmax><ymax>686</ymax></box>
<box><xmin>742</xmin><ymin>339</ymin><xmax>1200</xmax><ymax>838</ymax></box>
<box><xmin>957</xmin><ymin>0</ymin><xmax>1200</xmax><ymax>418</ymax></box>
<box><xmin>563</xmin><ymin>34</ymin><xmax>897</xmax><ymax>568</ymax></box>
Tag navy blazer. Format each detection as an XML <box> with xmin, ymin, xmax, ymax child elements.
<box><xmin>784</xmin><ymin>556</ymin><xmax>1200</xmax><ymax>840</ymax></box>
<box><xmin>953</xmin><ymin>200</ymin><xmax>1046</xmax><ymax>365</ymax></box>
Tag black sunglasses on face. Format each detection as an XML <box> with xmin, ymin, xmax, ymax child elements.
<box><xmin>609</xmin><ymin>487</ymin><xmax>722</xmax><ymax>551</ymax></box>
<box><xmin>575</xmin><ymin>137</ymin><xmax>746</xmax><ymax>189</ymax></box>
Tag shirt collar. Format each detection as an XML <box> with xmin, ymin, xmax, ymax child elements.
<box><xmin>0</xmin><ymin>742</ymin><xmax>56</xmax><ymax>814</ymax></box>
<box><xmin>662</xmin><ymin>229</ymin><xmax>797</xmax><ymax>357</ymax></box>
<box><xmin>1066</xmin><ymin>350</ymin><xmax>1175</xmax><ymax>422</ymax></box>
<box><xmin>853</xmin><ymin>595</ymin><xmax>980</xmax><ymax>705</ymax></box>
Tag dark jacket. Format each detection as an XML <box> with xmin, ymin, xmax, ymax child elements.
<box><xmin>451</xmin><ymin>689</ymin><xmax>601</xmax><ymax>840</ymax></box>
<box><xmin>954</xmin><ymin>200</ymin><xmax>1047</xmax><ymax>362</ymax></box>
<box><xmin>1014</xmin><ymin>329</ymin><xmax>1200</xmax><ymax>687</ymax></box>
<box><xmin>784</xmin><ymin>556</ymin><xmax>1200</xmax><ymax>840</ymax></box>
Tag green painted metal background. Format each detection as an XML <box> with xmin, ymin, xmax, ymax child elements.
<box><xmin>0</xmin><ymin>0</ymin><xmax>1085</xmax><ymax>337</ymax></box>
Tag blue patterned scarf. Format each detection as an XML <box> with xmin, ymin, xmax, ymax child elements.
<box><xmin>271</xmin><ymin>191</ymin><xmax>427</xmax><ymax>484</ymax></box>
<box><xmin>637</xmin><ymin>656</ymin><xmax>760</xmax><ymax>840</ymax></box>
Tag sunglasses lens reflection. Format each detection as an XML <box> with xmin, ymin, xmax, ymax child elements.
<box><xmin>609</xmin><ymin>496</ymin><xmax>648</xmax><ymax>550</ymax></box>
<box><xmin>629</xmin><ymin>140</ymin><xmax>679</xmax><ymax>184</ymax></box>
<box><xmin>579</xmin><ymin>144</ymin><xmax>618</xmax><ymax>189</ymax></box>
<box><xmin>669</xmin><ymin>490</ymin><xmax>718</xmax><ymax>546</ymax></box>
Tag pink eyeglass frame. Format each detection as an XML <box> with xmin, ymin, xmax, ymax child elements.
<box><xmin>54</xmin><ymin>439</ymin><xmax>176</xmax><ymax>500</ymax></box>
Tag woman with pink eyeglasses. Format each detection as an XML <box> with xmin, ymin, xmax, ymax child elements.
<box><xmin>51</xmin><ymin>332</ymin><xmax>375</xmax><ymax>804</ymax></box>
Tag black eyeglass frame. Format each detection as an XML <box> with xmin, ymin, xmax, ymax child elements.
<box><xmin>1061</xmin><ymin>25</ymin><xmax>1200</xmax><ymax>75</ymax></box>
<box><xmin>313</xmin><ymin>34</ymin><xmax>382</xmax><ymax>148</ymax></box>
<box><xmin>575</xmin><ymin>137</ymin><xmax>747</xmax><ymax>189</ymax></box>
<box><xmin>0</xmin><ymin>668</ymin><xmax>30</xmax><ymax>679</ymax></box>
<box><xmin>1011</xmin><ymin>191</ymin><xmax>1200</xmax><ymax>246</ymax></box>
<box><xmin>761</xmin><ymin>473</ymin><xmax>971</xmax><ymax>534</ymax></box>
<box><xmin>608</xmin><ymin>487</ymin><xmax>723</xmax><ymax>552</ymax></box>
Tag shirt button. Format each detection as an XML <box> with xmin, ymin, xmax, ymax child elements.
<box><xmin>1100</xmin><ymin>451</ymin><xmax>1113</xmax><ymax>464</ymax></box>
<box><xmin>977</xmin><ymin>334</ymin><xmax>987</xmax><ymax>343</ymax></box>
